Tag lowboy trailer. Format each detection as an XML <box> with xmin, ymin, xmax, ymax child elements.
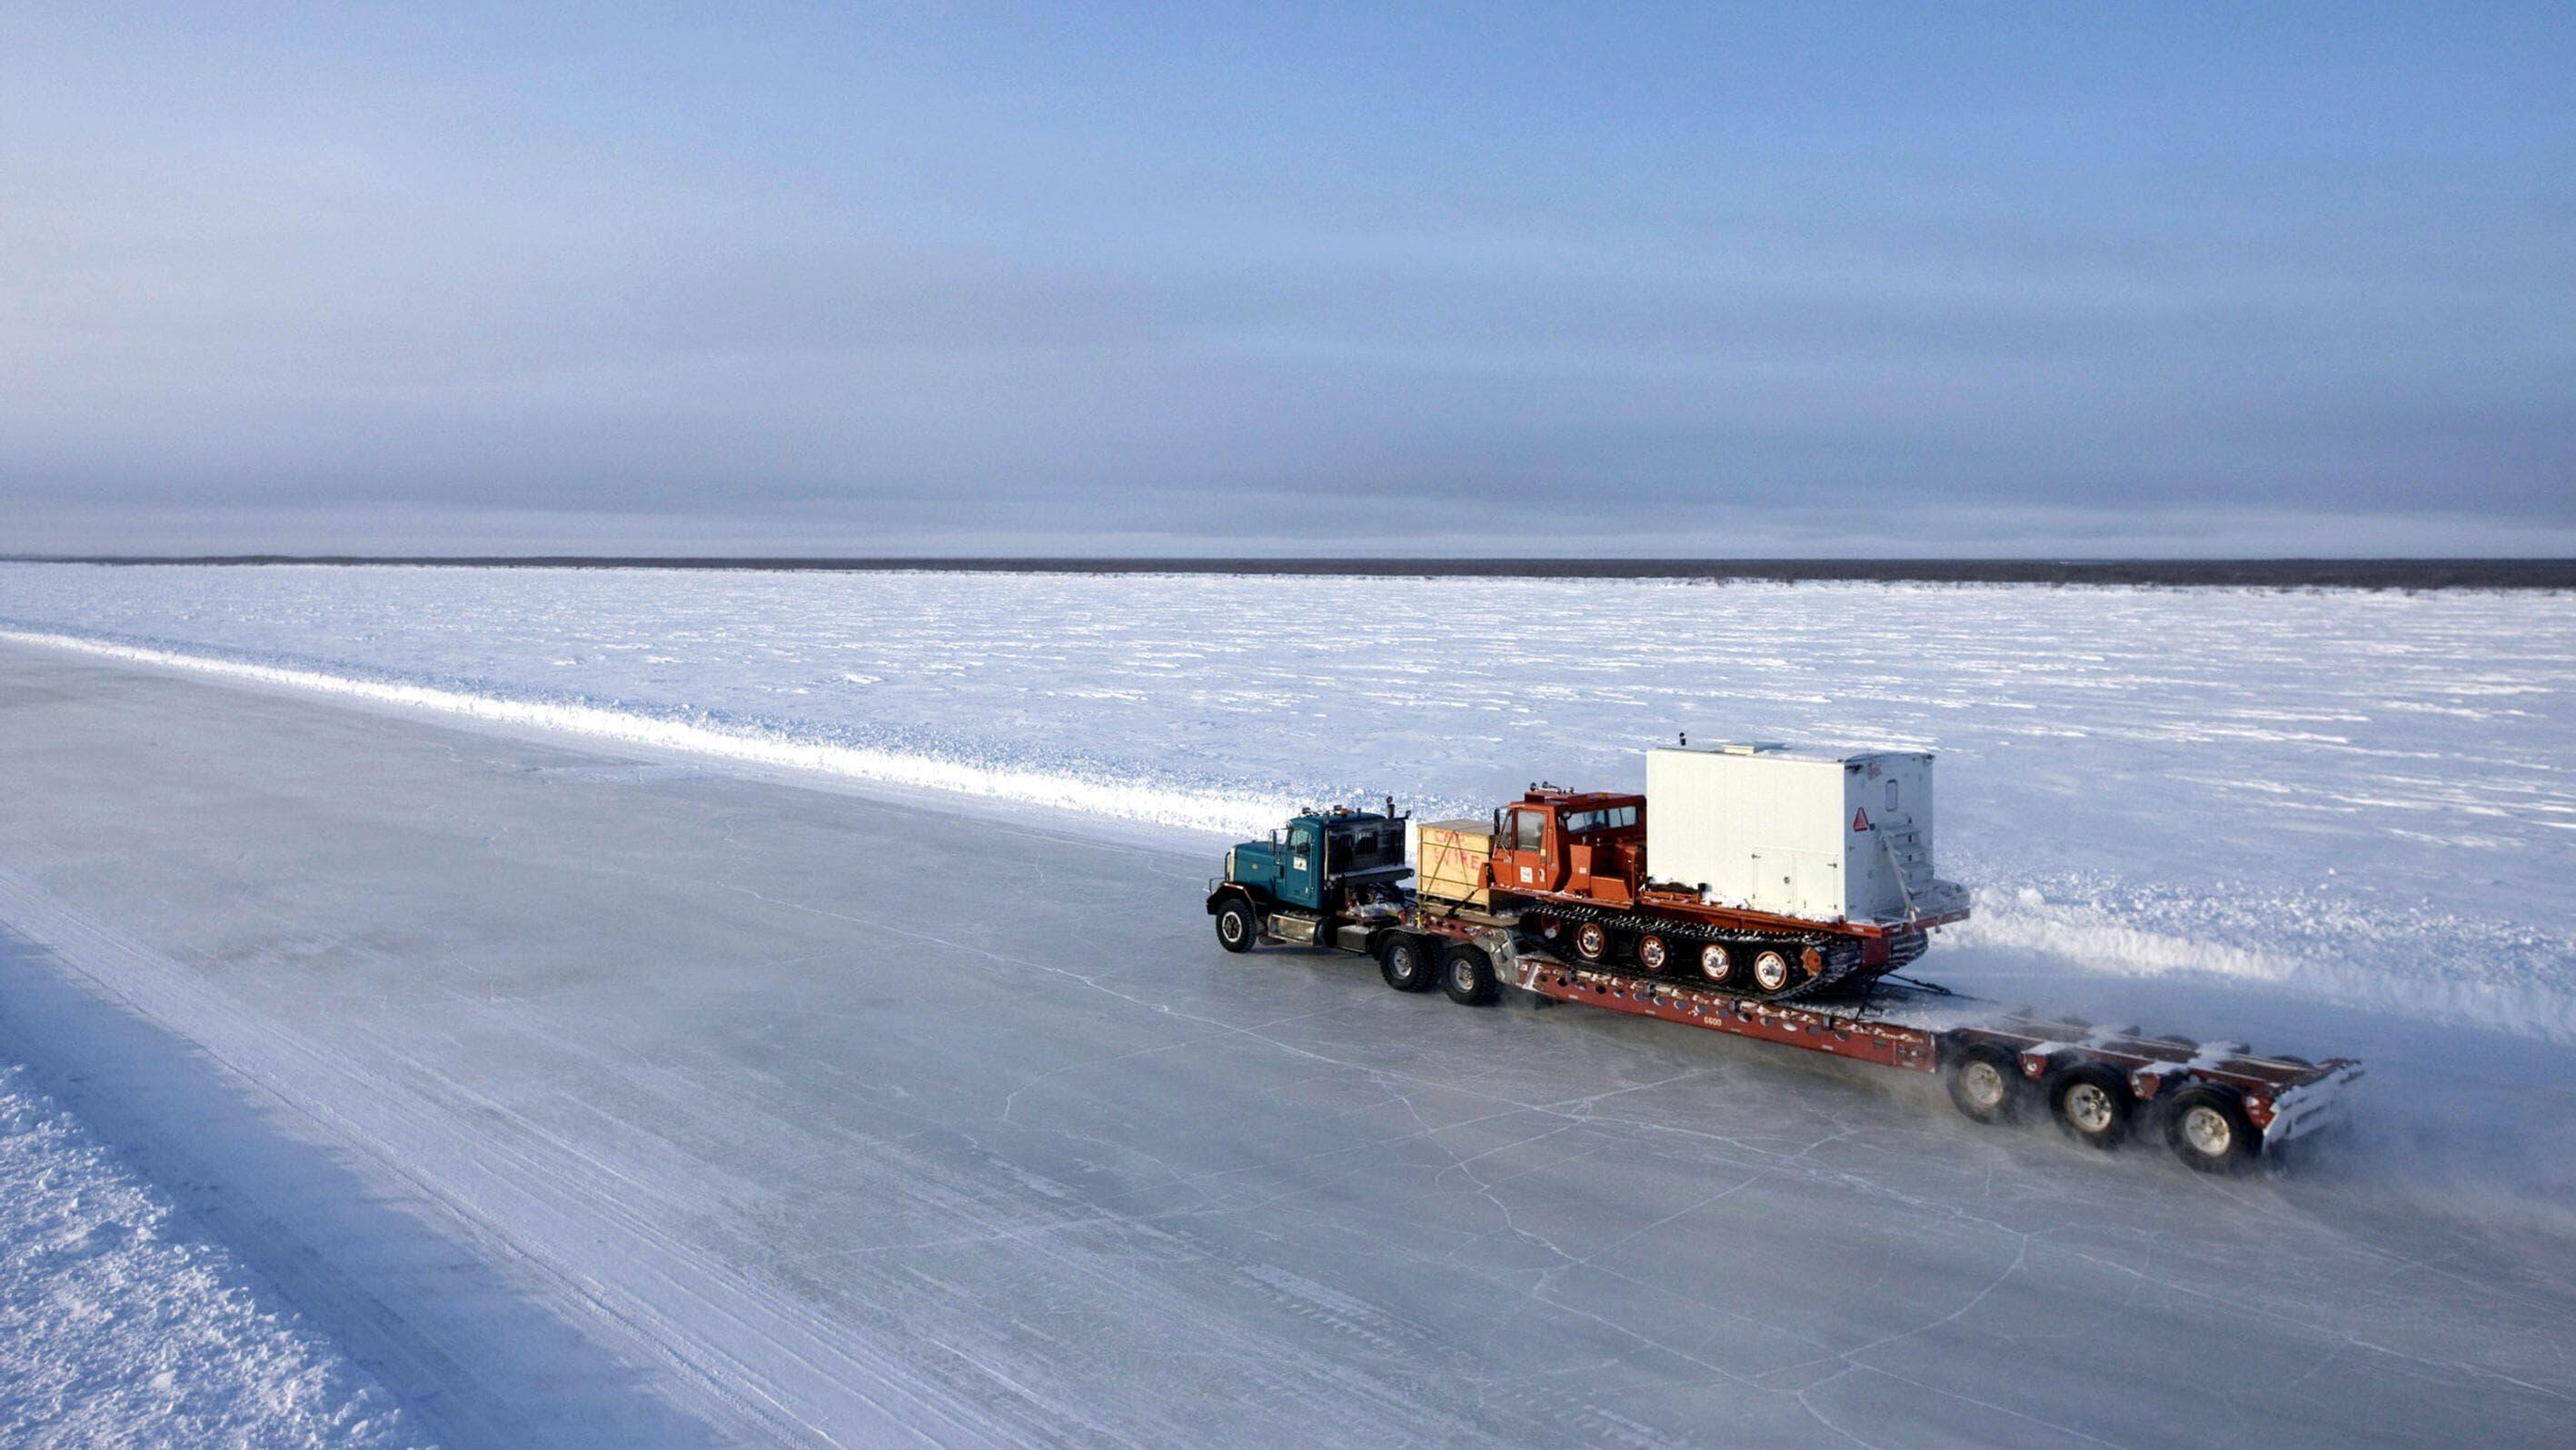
<box><xmin>1207</xmin><ymin>790</ymin><xmax>2359</xmax><ymax>1174</ymax></box>
<box><xmin>1493</xmin><ymin>939</ymin><xmax>2360</xmax><ymax>1172</ymax></box>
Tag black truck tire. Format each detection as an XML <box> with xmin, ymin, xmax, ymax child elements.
<box><xmin>2048</xmin><ymin>1065</ymin><xmax>2134</xmax><ymax>1149</ymax></box>
<box><xmin>1442</xmin><ymin>947</ymin><xmax>1499</xmax><ymax>1006</ymax></box>
<box><xmin>2163</xmin><ymin>1086</ymin><xmax>2259</xmax><ymax>1173</ymax></box>
<box><xmin>1944</xmin><ymin>1043</ymin><xmax>2024</xmax><ymax>1125</ymax></box>
<box><xmin>1378</xmin><ymin>934</ymin><xmax>1435</xmax><ymax>992</ymax></box>
<box><xmin>1215</xmin><ymin>898</ymin><xmax>1258</xmax><ymax>954</ymax></box>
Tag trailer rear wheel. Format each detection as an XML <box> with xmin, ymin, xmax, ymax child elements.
<box><xmin>1696</xmin><ymin>942</ymin><xmax>1734</xmax><ymax>987</ymax></box>
<box><xmin>2164</xmin><ymin>1087</ymin><xmax>2258</xmax><ymax>1173</ymax></box>
<box><xmin>1944</xmin><ymin>1044</ymin><xmax>2023</xmax><ymax>1125</ymax></box>
<box><xmin>1572</xmin><ymin>921</ymin><xmax>1611</xmax><ymax>964</ymax></box>
<box><xmin>1215</xmin><ymin>899</ymin><xmax>1258</xmax><ymax>954</ymax></box>
<box><xmin>1378</xmin><ymin>934</ymin><xmax>1435</xmax><ymax>992</ymax></box>
<box><xmin>2049</xmin><ymin>1067</ymin><xmax>2134</xmax><ymax>1149</ymax></box>
<box><xmin>1749</xmin><ymin>947</ymin><xmax>1795</xmax><ymax>996</ymax></box>
<box><xmin>1636</xmin><ymin>934</ymin><xmax>1672</xmax><ymax>974</ymax></box>
<box><xmin>1442</xmin><ymin>947</ymin><xmax>1499</xmax><ymax>1007</ymax></box>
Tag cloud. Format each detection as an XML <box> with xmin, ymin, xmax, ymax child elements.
<box><xmin>0</xmin><ymin>6</ymin><xmax>2569</xmax><ymax>553</ymax></box>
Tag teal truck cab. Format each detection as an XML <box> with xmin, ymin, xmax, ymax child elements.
<box><xmin>1207</xmin><ymin>803</ymin><xmax>1412</xmax><ymax>956</ymax></box>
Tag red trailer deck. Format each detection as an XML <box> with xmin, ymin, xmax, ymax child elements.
<box><xmin>1282</xmin><ymin>909</ymin><xmax>2360</xmax><ymax>1174</ymax></box>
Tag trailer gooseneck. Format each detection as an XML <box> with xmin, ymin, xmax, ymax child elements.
<box><xmin>1203</xmin><ymin>745</ymin><xmax>2359</xmax><ymax>1174</ymax></box>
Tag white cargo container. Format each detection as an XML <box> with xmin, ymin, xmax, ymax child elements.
<box><xmin>1644</xmin><ymin>743</ymin><xmax>1965</xmax><ymax>926</ymax></box>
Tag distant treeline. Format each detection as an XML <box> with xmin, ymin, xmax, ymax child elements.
<box><xmin>6</xmin><ymin>555</ymin><xmax>2573</xmax><ymax>590</ymax></box>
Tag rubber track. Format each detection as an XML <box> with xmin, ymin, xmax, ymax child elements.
<box><xmin>1517</xmin><ymin>901</ymin><xmax>1875</xmax><ymax>1005</ymax></box>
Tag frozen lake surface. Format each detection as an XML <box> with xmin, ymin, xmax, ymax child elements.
<box><xmin>5</xmin><ymin>563</ymin><xmax>2573</xmax><ymax>1043</ymax></box>
<box><xmin>1</xmin><ymin>641</ymin><xmax>2571</xmax><ymax>1447</ymax></box>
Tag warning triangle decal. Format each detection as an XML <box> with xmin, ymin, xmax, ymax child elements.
<box><xmin>1851</xmin><ymin>807</ymin><xmax>1872</xmax><ymax>832</ymax></box>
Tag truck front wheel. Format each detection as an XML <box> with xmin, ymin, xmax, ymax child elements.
<box><xmin>1443</xmin><ymin>947</ymin><xmax>1499</xmax><ymax>1006</ymax></box>
<box><xmin>1378</xmin><ymin>934</ymin><xmax>1434</xmax><ymax>992</ymax></box>
<box><xmin>1215</xmin><ymin>899</ymin><xmax>1258</xmax><ymax>954</ymax></box>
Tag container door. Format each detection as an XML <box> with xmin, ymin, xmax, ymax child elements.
<box><xmin>1747</xmin><ymin>849</ymin><xmax>1788</xmax><ymax>915</ymax></box>
<box><xmin>1795</xmin><ymin>852</ymin><xmax>1843</xmax><ymax>921</ymax></box>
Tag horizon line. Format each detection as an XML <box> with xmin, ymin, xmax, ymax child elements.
<box><xmin>6</xmin><ymin>554</ymin><xmax>2575</xmax><ymax>590</ymax></box>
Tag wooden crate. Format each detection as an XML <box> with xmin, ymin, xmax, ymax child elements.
<box><xmin>1412</xmin><ymin>819</ymin><xmax>1493</xmax><ymax>906</ymax></box>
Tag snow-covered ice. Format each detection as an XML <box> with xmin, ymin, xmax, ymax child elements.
<box><xmin>4</xmin><ymin>562</ymin><xmax>2572</xmax><ymax>1042</ymax></box>
<box><xmin>2</xmin><ymin>571</ymin><xmax>2574</xmax><ymax>1447</ymax></box>
<box><xmin>0</xmin><ymin>1056</ymin><xmax>413</xmax><ymax>1449</ymax></box>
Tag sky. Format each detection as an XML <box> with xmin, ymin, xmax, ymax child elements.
<box><xmin>3</xmin><ymin>3</ymin><xmax>2570</xmax><ymax>557</ymax></box>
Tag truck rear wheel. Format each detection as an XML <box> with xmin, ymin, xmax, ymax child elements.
<box><xmin>1442</xmin><ymin>947</ymin><xmax>1498</xmax><ymax>1006</ymax></box>
<box><xmin>2048</xmin><ymin>1066</ymin><xmax>2134</xmax><ymax>1149</ymax></box>
<box><xmin>2164</xmin><ymin>1086</ymin><xmax>2258</xmax><ymax>1173</ymax></box>
<box><xmin>1378</xmin><ymin>935</ymin><xmax>1434</xmax><ymax>992</ymax></box>
<box><xmin>1215</xmin><ymin>899</ymin><xmax>1258</xmax><ymax>954</ymax></box>
<box><xmin>1636</xmin><ymin>933</ymin><xmax>1672</xmax><ymax>974</ymax></box>
<box><xmin>1944</xmin><ymin>1043</ymin><xmax>2024</xmax><ymax>1125</ymax></box>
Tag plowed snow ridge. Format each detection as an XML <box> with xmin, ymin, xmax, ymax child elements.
<box><xmin>0</xmin><ymin>630</ymin><xmax>1288</xmax><ymax>836</ymax></box>
<box><xmin>0</xmin><ymin>1064</ymin><xmax>416</xmax><ymax>1448</ymax></box>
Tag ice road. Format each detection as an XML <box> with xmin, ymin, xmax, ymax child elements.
<box><xmin>0</xmin><ymin>641</ymin><xmax>2570</xmax><ymax>1448</ymax></box>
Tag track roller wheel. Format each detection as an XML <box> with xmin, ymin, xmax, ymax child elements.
<box><xmin>1378</xmin><ymin>934</ymin><xmax>1434</xmax><ymax>992</ymax></box>
<box><xmin>1944</xmin><ymin>1043</ymin><xmax>2024</xmax><ymax>1125</ymax></box>
<box><xmin>1571</xmin><ymin>921</ymin><xmax>1611</xmax><ymax>964</ymax></box>
<box><xmin>1635</xmin><ymin>933</ymin><xmax>1672</xmax><ymax>974</ymax></box>
<box><xmin>1214</xmin><ymin>899</ymin><xmax>1258</xmax><ymax>954</ymax></box>
<box><xmin>1748</xmin><ymin>946</ymin><xmax>1796</xmax><ymax>996</ymax></box>
<box><xmin>1696</xmin><ymin>941</ymin><xmax>1734</xmax><ymax>987</ymax></box>
<box><xmin>2164</xmin><ymin>1086</ymin><xmax>2258</xmax><ymax>1173</ymax></box>
<box><xmin>2048</xmin><ymin>1066</ymin><xmax>2134</xmax><ymax>1149</ymax></box>
<box><xmin>1442</xmin><ymin>946</ymin><xmax>1498</xmax><ymax>1006</ymax></box>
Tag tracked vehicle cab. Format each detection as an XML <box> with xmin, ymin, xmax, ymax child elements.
<box><xmin>1489</xmin><ymin>787</ymin><xmax>1647</xmax><ymax>906</ymax></box>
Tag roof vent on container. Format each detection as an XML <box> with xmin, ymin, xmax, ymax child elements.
<box><xmin>1718</xmin><ymin>741</ymin><xmax>1787</xmax><ymax>755</ymax></box>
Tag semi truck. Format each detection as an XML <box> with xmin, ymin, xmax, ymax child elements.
<box><xmin>1203</xmin><ymin>743</ymin><xmax>2358</xmax><ymax>1173</ymax></box>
